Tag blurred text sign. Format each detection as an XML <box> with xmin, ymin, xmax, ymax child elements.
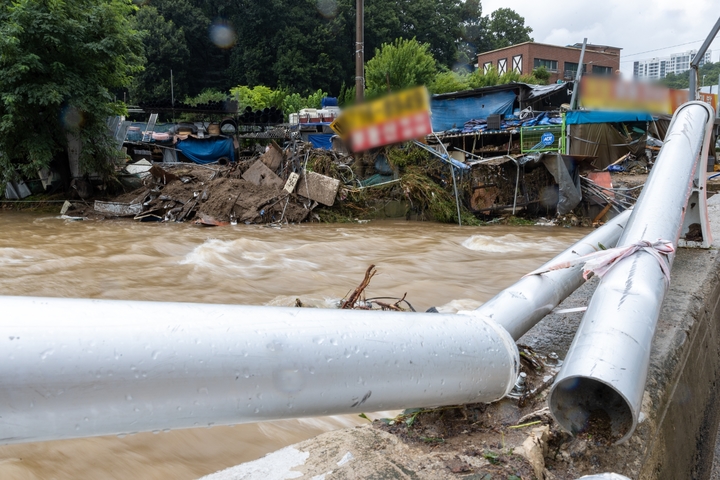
<box><xmin>699</xmin><ymin>92</ymin><xmax>718</xmax><ymax>110</ymax></box>
<box><xmin>578</xmin><ymin>77</ymin><xmax>719</xmax><ymax>115</ymax></box>
<box><xmin>330</xmin><ymin>87</ymin><xmax>432</xmax><ymax>151</ymax></box>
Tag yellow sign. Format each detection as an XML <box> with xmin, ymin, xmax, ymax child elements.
<box><xmin>330</xmin><ymin>86</ymin><xmax>430</xmax><ymax>138</ymax></box>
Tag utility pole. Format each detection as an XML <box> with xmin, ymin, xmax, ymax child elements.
<box><xmin>355</xmin><ymin>0</ymin><xmax>364</xmax><ymax>103</ymax></box>
<box><xmin>171</xmin><ymin>69</ymin><xmax>175</xmax><ymax>123</ymax></box>
<box><xmin>569</xmin><ymin>38</ymin><xmax>587</xmax><ymax>110</ymax></box>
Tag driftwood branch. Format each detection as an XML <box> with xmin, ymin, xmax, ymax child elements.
<box><xmin>375</xmin><ymin>292</ymin><xmax>408</xmax><ymax>311</ymax></box>
<box><xmin>341</xmin><ymin>265</ymin><xmax>377</xmax><ymax>309</ymax></box>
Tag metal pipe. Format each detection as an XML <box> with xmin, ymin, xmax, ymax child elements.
<box><xmin>0</xmin><ymin>296</ymin><xmax>518</xmax><ymax>444</ymax></box>
<box><xmin>549</xmin><ymin>101</ymin><xmax>715</xmax><ymax>444</ymax></box>
<box><xmin>414</xmin><ymin>138</ymin><xmax>466</xmax><ymax>226</ymax></box>
<box><xmin>690</xmin><ymin>16</ymin><xmax>720</xmax><ymax>69</ymax></box>
<box><xmin>689</xmin><ymin>16</ymin><xmax>720</xmax><ymax>101</ymax></box>
<box><xmin>450</xmin><ymin>160</ymin><xmax>462</xmax><ymax>226</ymax></box>
<box><xmin>433</xmin><ymin>133</ymin><xmax>463</xmax><ymax>226</ymax></box>
<box><xmin>469</xmin><ymin>209</ymin><xmax>631</xmax><ymax>341</ymax></box>
<box><xmin>511</xmin><ymin>157</ymin><xmax>520</xmax><ymax>215</ymax></box>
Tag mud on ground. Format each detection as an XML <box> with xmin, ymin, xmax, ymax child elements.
<box><xmin>370</xmin><ymin>346</ymin><xmax>639</xmax><ymax>479</ymax></box>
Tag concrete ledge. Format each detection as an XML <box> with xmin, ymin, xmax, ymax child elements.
<box><xmin>205</xmin><ymin>197</ymin><xmax>720</xmax><ymax>479</ymax></box>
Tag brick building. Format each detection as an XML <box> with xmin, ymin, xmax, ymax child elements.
<box><xmin>476</xmin><ymin>42</ymin><xmax>621</xmax><ymax>83</ymax></box>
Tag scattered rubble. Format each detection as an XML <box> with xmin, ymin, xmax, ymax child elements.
<box><xmin>41</xmin><ymin>136</ymin><xmax>648</xmax><ymax>227</ymax></box>
<box><xmin>370</xmin><ymin>345</ymin><xmax>636</xmax><ymax>479</ymax></box>
<box><xmin>65</xmin><ymin>147</ymin><xmax>340</xmax><ymax>225</ymax></box>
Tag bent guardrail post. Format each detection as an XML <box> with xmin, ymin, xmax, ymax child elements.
<box><xmin>548</xmin><ymin>101</ymin><xmax>716</xmax><ymax>444</ymax></box>
<box><xmin>469</xmin><ymin>208</ymin><xmax>631</xmax><ymax>341</ymax></box>
<box><xmin>0</xmin><ymin>299</ymin><xmax>519</xmax><ymax>444</ymax></box>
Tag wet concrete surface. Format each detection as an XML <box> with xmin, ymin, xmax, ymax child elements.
<box><xmin>514</xmin><ymin>192</ymin><xmax>720</xmax><ymax>478</ymax></box>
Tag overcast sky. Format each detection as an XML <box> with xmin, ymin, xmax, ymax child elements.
<box><xmin>481</xmin><ymin>0</ymin><xmax>720</xmax><ymax>81</ymax></box>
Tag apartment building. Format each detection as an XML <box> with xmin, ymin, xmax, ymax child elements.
<box><xmin>633</xmin><ymin>49</ymin><xmax>713</xmax><ymax>80</ymax></box>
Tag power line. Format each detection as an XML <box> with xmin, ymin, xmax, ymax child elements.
<box><xmin>619</xmin><ymin>38</ymin><xmax>720</xmax><ymax>64</ymax></box>
<box><xmin>623</xmin><ymin>39</ymin><xmax>719</xmax><ymax>58</ymax></box>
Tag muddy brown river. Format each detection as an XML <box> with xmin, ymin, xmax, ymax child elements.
<box><xmin>0</xmin><ymin>212</ymin><xmax>586</xmax><ymax>479</ymax></box>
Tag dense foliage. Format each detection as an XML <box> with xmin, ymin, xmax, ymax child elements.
<box><xmin>129</xmin><ymin>0</ymin><xmax>534</xmax><ymax>101</ymax></box>
<box><xmin>0</xmin><ymin>0</ymin><xmax>535</xmax><ymax>183</ymax></box>
<box><xmin>428</xmin><ymin>66</ymin><xmax>548</xmax><ymax>94</ymax></box>
<box><xmin>365</xmin><ymin>38</ymin><xmax>437</xmax><ymax>97</ymax></box>
<box><xmin>457</xmin><ymin>2</ymin><xmax>533</xmax><ymax>67</ymax></box>
<box><xmin>0</xmin><ymin>0</ymin><xmax>142</xmax><ymax>181</ymax></box>
<box><xmin>657</xmin><ymin>61</ymin><xmax>720</xmax><ymax>90</ymax></box>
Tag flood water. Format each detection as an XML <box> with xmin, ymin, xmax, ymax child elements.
<box><xmin>0</xmin><ymin>212</ymin><xmax>586</xmax><ymax>479</ymax></box>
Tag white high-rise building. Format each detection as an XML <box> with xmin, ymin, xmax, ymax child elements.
<box><xmin>633</xmin><ymin>49</ymin><xmax>712</xmax><ymax>80</ymax></box>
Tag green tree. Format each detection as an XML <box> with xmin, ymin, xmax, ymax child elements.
<box><xmin>227</xmin><ymin>0</ymin><xmax>281</xmax><ymax>88</ymax></box>
<box><xmin>131</xmin><ymin>6</ymin><xmax>191</xmax><ymax>104</ymax></box>
<box><xmin>657</xmin><ymin>61</ymin><xmax>720</xmax><ymax>90</ymax></box>
<box><xmin>391</xmin><ymin>0</ymin><xmax>464</xmax><ymax>67</ymax></box>
<box><xmin>457</xmin><ymin>0</ymin><xmax>491</xmax><ymax>67</ymax></box>
<box><xmin>230</xmin><ymin>85</ymin><xmax>286</xmax><ymax>110</ymax></box>
<box><xmin>531</xmin><ymin>66</ymin><xmax>551</xmax><ymax>83</ymax></box>
<box><xmin>659</xmin><ymin>71</ymin><xmax>689</xmax><ymax>89</ymax></box>
<box><xmin>131</xmin><ymin>0</ymin><xmax>473</xmax><ymax>99</ymax></box>
<box><xmin>365</xmin><ymin>38</ymin><xmax>437</xmax><ymax>97</ymax></box>
<box><xmin>0</xmin><ymin>0</ymin><xmax>143</xmax><ymax>182</ymax></box>
<box><xmin>149</xmin><ymin>0</ymin><xmax>221</xmax><ymax>95</ymax></box>
<box><xmin>485</xmin><ymin>8</ymin><xmax>533</xmax><ymax>51</ymax></box>
<box><xmin>184</xmin><ymin>89</ymin><xmax>229</xmax><ymax>106</ymax></box>
<box><xmin>429</xmin><ymin>70</ymin><xmax>469</xmax><ymax>94</ymax></box>
<box><xmin>468</xmin><ymin>67</ymin><xmax>500</xmax><ymax>88</ymax></box>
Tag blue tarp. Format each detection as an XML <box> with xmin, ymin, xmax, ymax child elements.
<box><xmin>308</xmin><ymin>134</ymin><xmax>334</xmax><ymax>150</ymax></box>
<box><xmin>430</xmin><ymin>91</ymin><xmax>516</xmax><ymax>132</ymax></box>
<box><xmin>176</xmin><ymin>137</ymin><xmax>235</xmax><ymax>164</ymax></box>
<box><xmin>565</xmin><ymin>111</ymin><xmax>654</xmax><ymax>125</ymax></box>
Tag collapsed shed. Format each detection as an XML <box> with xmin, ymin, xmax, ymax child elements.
<box><xmin>565</xmin><ymin>110</ymin><xmax>654</xmax><ymax>170</ymax></box>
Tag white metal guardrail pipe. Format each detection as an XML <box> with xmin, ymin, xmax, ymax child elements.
<box><xmin>0</xmin><ymin>297</ymin><xmax>519</xmax><ymax>444</ymax></box>
<box><xmin>548</xmin><ymin>101</ymin><xmax>715</xmax><ymax>444</ymax></box>
<box><xmin>471</xmin><ymin>209</ymin><xmax>631</xmax><ymax>341</ymax></box>
<box><xmin>0</xmin><ymin>207</ymin><xmax>634</xmax><ymax>445</ymax></box>
<box><xmin>0</xmin><ymin>188</ymin><xmax>637</xmax><ymax>445</ymax></box>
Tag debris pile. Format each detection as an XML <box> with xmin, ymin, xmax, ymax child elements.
<box><xmin>58</xmin><ymin>135</ymin><xmax>638</xmax><ymax>226</ymax></box>
<box><xmin>66</xmin><ymin>142</ymin><xmax>345</xmax><ymax>225</ymax></box>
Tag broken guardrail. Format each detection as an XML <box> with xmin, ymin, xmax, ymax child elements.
<box><xmin>0</xmin><ymin>299</ymin><xmax>519</xmax><ymax>444</ymax></box>
<box><xmin>469</xmin><ymin>208</ymin><xmax>631</xmax><ymax>341</ymax></box>
<box><xmin>0</xmin><ymin>209</ymin><xmax>632</xmax><ymax>444</ymax></box>
<box><xmin>548</xmin><ymin>101</ymin><xmax>716</xmax><ymax>444</ymax></box>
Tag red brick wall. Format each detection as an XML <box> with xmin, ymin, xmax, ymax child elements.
<box><xmin>477</xmin><ymin>43</ymin><xmax>531</xmax><ymax>77</ymax></box>
<box><xmin>478</xmin><ymin>43</ymin><xmax>620</xmax><ymax>83</ymax></box>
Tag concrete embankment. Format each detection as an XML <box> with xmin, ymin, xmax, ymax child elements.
<box><xmin>202</xmin><ymin>195</ymin><xmax>720</xmax><ymax>480</ymax></box>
